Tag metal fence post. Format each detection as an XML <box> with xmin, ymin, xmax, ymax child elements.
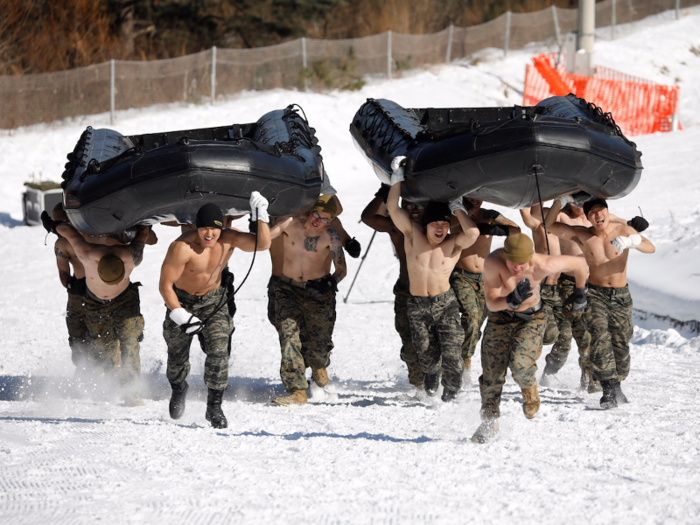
<box><xmin>211</xmin><ymin>46</ymin><xmax>216</xmax><ymax>105</ymax></box>
<box><xmin>611</xmin><ymin>0</ymin><xmax>616</xmax><ymax>40</ymax></box>
<box><xmin>552</xmin><ymin>6</ymin><xmax>561</xmax><ymax>48</ymax></box>
<box><xmin>676</xmin><ymin>0</ymin><xmax>680</xmax><ymax>20</ymax></box>
<box><xmin>302</xmin><ymin>37</ymin><xmax>308</xmax><ymax>92</ymax></box>
<box><xmin>110</xmin><ymin>59</ymin><xmax>115</xmax><ymax>125</ymax></box>
<box><xmin>387</xmin><ymin>30</ymin><xmax>392</xmax><ymax>79</ymax></box>
<box><xmin>504</xmin><ymin>12</ymin><xmax>511</xmax><ymax>57</ymax></box>
<box><xmin>446</xmin><ymin>24</ymin><xmax>454</xmax><ymax>63</ymax></box>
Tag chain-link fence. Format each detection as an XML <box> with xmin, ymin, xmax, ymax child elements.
<box><xmin>1</xmin><ymin>0</ymin><xmax>697</xmax><ymax>129</ymax></box>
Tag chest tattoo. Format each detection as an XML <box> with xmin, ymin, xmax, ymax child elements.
<box><xmin>304</xmin><ymin>236</ymin><xmax>320</xmax><ymax>252</ymax></box>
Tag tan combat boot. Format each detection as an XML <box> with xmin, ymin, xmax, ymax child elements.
<box><xmin>522</xmin><ymin>382</ymin><xmax>540</xmax><ymax>419</ymax></box>
<box><xmin>272</xmin><ymin>389</ymin><xmax>308</xmax><ymax>406</ymax></box>
<box><xmin>311</xmin><ymin>368</ymin><xmax>329</xmax><ymax>388</ymax></box>
<box><xmin>471</xmin><ymin>418</ymin><xmax>499</xmax><ymax>443</ymax></box>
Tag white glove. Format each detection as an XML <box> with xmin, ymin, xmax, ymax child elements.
<box><xmin>390</xmin><ymin>156</ymin><xmax>406</xmax><ymax>185</ymax></box>
<box><xmin>611</xmin><ymin>234</ymin><xmax>642</xmax><ymax>252</ymax></box>
<box><xmin>249</xmin><ymin>191</ymin><xmax>270</xmax><ymax>223</ymax></box>
<box><xmin>169</xmin><ymin>308</ymin><xmax>202</xmax><ymax>335</ymax></box>
<box><xmin>557</xmin><ymin>194</ymin><xmax>575</xmax><ymax>207</ymax></box>
<box><xmin>448</xmin><ymin>197</ymin><xmax>468</xmax><ymax>216</ymax></box>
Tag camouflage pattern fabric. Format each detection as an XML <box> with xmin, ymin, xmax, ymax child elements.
<box><xmin>540</xmin><ymin>283</ymin><xmax>561</xmax><ymax>346</ymax></box>
<box><xmin>543</xmin><ymin>275</ymin><xmax>592</xmax><ymax>374</ymax></box>
<box><xmin>449</xmin><ymin>269</ymin><xmax>487</xmax><ymax>361</ymax></box>
<box><xmin>583</xmin><ymin>284</ymin><xmax>633</xmax><ymax>383</ymax></box>
<box><xmin>66</xmin><ymin>278</ymin><xmax>89</xmax><ymax>367</ymax></box>
<box><xmin>82</xmin><ymin>282</ymin><xmax>143</xmax><ymax>385</ymax></box>
<box><xmin>407</xmin><ymin>289</ymin><xmax>465</xmax><ymax>392</ymax></box>
<box><xmin>267</xmin><ymin>276</ymin><xmax>280</xmax><ymax>328</ymax></box>
<box><xmin>274</xmin><ymin>280</ymin><xmax>336</xmax><ymax>393</ymax></box>
<box><xmin>478</xmin><ymin>308</ymin><xmax>546</xmax><ymax>419</ymax></box>
<box><xmin>393</xmin><ymin>277</ymin><xmax>423</xmax><ymax>387</ymax></box>
<box><xmin>164</xmin><ymin>286</ymin><xmax>234</xmax><ymax>391</ymax></box>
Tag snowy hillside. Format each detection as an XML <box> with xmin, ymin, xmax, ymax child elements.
<box><xmin>1</xmin><ymin>7</ymin><xmax>700</xmax><ymax>524</ymax></box>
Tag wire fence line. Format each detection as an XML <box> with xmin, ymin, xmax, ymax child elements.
<box><xmin>1</xmin><ymin>0</ymin><xmax>697</xmax><ymax>130</ymax></box>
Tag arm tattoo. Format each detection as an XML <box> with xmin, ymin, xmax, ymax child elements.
<box><xmin>131</xmin><ymin>241</ymin><xmax>145</xmax><ymax>266</ymax></box>
<box><xmin>54</xmin><ymin>247</ymin><xmax>69</xmax><ymax>259</ymax></box>
<box><xmin>304</xmin><ymin>236</ymin><xmax>320</xmax><ymax>252</ymax></box>
<box><xmin>328</xmin><ymin>228</ymin><xmax>347</xmax><ymax>281</ymax></box>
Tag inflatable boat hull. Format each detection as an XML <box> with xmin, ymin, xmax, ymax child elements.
<box><xmin>350</xmin><ymin>94</ymin><xmax>642</xmax><ymax>208</ymax></box>
<box><xmin>62</xmin><ymin>105</ymin><xmax>323</xmax><ymax>235</ymax></box>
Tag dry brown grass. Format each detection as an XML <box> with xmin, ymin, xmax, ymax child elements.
<box><xmin>0</xmin><ymin>0</ymin><xmax>121</xmax><ymax>74</ymax></box>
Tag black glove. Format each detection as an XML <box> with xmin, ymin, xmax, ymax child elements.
<box><xmin>66</xmin><ymin>275</ymin><xmax>87</xmax><ymax>296</ymax></box>
<box><xmin>477</xmin><ymin>223</ymin><xmax>509</xmax><ymax>236</ymax></box>
<box><xmin>627</xmin><ymin>216</ymin><xmax>649</xmax><ymax>233</ymax></box>
<box><xmin>345</xmin><ymin>237</ymin><xmax>361</xmax><ymax>258</ymax></box>
<box><xmin>375</xmin><ymin>184</ymin><xmax>391</xmax><ymax>203</ymax></box>
<box><xmin>506</xmin><ymin>279</ymin><xmax>533</xmax><ymax>310</ymax></box>
<box><xmin>41</xmin><ymin>211</ymin><xmax>58</xmax><ymax>235</ymax></box>
<box><xmin>306</xmin><ymin>275</ymin><xmax>338</xmax><ymax>299</ymax></box>
<box><xmin>563</xmin><ymin>285</ymin><xmax>588</xmax><ymax>314</ymax></box>
<box><xmin>108</xmin><ymin>229</ymin><xmax>137</xmax><ymax>244</ymax></box>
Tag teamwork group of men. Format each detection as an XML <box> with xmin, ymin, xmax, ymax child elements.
<box><xmin>362</xmin><ymin>156</ymin><xmax>653</xmax><ymax>443</ymax></box>
<box><xmin>45</xmin><ymin>156</ymin><xmax>653</xmax><ymax>442</ymax></box>
<box><xmin>44</xmin><ymin>187</ymin><xmax>358</xmax><ymax>428</ymax></box>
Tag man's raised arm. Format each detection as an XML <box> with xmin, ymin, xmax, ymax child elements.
<box><xmin>386</xmin><ymin>156</ymin><xmax>414</xmax><ymax>236</ymax></box>
<box><xmin>449</xmin><ymin>197</ymin><xmax>479</xmax><ymax>252</ymax></box>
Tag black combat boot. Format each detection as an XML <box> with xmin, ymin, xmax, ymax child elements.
<box><xmin>612</xmin><ymin>380</ymin><xmax>628</xmax><ymax>404</ymax></box>
<box><xmin>205</xmin><ymin>388</ymin><xmax>228</xmax><ymax>429</ymax></box>
<box><xmin>424</xmin><ymin>373</ymin><xmax>439</xmax><ymax>397</ymax></box>
<box><xmin>169</xmin><ymin>380</ymin><xmax>189</xmax><ymax>419</ymax></box>
<box><xmin>441</xmin><ymin>388</ymin><xmax>458</xmax><ymax>403</ymax></box>
<box><xmin>599</xmin><ymin>379</ymin><xmax>618</xmax><ymax>409</ymax></box>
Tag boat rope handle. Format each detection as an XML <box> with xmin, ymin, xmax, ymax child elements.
<box><xmin>533</xmin><ymin>169</ymin><xmax>551</xmax><ymax>256</ymax></box>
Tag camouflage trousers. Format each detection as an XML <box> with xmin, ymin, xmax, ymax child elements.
<box><xmin>164</xmin><ymin>286</ymin><xmax>234</xmax><ymax>391</ymax></box>
<box><xmin>479</xmin><ymin>307</ymin><xmax>547</xmax><ymax>419</ymax></box>
<box><xmin>81</xmin><ymin>282</ymin><xmax>143</xmax><ymax>386</ymax></box>
<box><xmin>275</xmin><ymin>279</ymin><xmax>336</xmax><ymax>393</ymax></box>
<box><xmin>449</xmin><ymin>269</ymin><xmax>486</xmax><ymax>361</ymax></box>
<box><xmin>583</xmin><ymin>283</ymin><xmax>633</xmax><ymax>383</ymax></box>
<box><xmin>540</xmin><ymin>283</ymin><xmax>561</xmax><ymax>346</ymax></box>
<box><xmin>543</xmin><ymin>275</ymin><xmax>592</xmax><ymax>374</ymax></box>
<box><xmin>407</xmin><ymin>289</ymin><xmax>465</xmax><ymax>392</ymax></box>
<box><xmin>65</xmin><ymin>280</ymin><xmax>89</xmax><ymax>367</ymax></box>
<box><xmin>393</xmin><ymin>277</ymin><xmax>423</xmax><ymax>387</ymax></box>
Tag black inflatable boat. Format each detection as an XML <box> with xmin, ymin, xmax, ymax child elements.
<box><xmin>61</xmin><ymin>105</ymin><xmax>324</xmax><ymax>235</ymax></box>
<box><xmin>349</xmin><ymin>94</ymin><xmax>642</xmax><ymax>208</ymax></box>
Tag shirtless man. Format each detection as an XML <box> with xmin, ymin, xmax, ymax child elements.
<box><xmin>451</xmin><ymin>198</ymin><xmax>520</xmax><ymax>381</ymax></box>
<box><xmin>44</xmin><ymin>204</ymin><xmax>90</xmax><ymax>369</ymax></box>
<box><xmin>361</xmin><ymin>184</ymin><xmax>425</xmax><ymax>390</ymax></box>
<box><xmin>387</xmin><ymin>156</ymin><xmax>480</xmax><ymax>402</ymax></box>
<box><xmin>54</xmin><ymin>220</ymin><xmax>154</xmax><ymax>406</ymax></box>
<box><xmin>269</xmin><ymin>195</ymin><xmax>347</xmax><ymax>406</ymax></box>
<box><xmin>545</xmin><ymin>197</ymin><xmax>655</xmax><ymax>409</ymax></box>
<box><xmin>160</xmin><ymin>194</ymin><xmax>271</xmax><ymax>428</ymax></box>
<box><xmin>536</xmin><ymin>197</ymin><xmax>649</xmax><ymax>391</ymax></box>
<box><xmin>471</xmin><ymin>233</ymin><xmax>589</xmax><ymax>443</ymax></box>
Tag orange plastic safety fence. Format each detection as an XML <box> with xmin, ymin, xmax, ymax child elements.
<box><xmin>523</xmin><ymin>53</ymin><xmax>680</xmax><ymax>136</ymax></box>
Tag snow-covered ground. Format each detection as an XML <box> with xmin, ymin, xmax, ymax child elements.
<box><xmin>2</xmin><ymin>7</ymin><xmax>700</xmax><ymax>524</ymax></box>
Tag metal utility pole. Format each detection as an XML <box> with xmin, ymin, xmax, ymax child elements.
<box><xmin>576</xmin><ymin>0</ymin><xmax>595</xmax><ymax>76</ymax></box>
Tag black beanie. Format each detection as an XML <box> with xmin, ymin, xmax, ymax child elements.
<box><xmin>422</xmin><ymin>202</ymin><xmax>452</xmax><ymax>227</ymax></box>
<box><xmin>583</xmin><ymin>198</ymin><xmax>608</xmax><ymax>218</ymax></box>
<box><xmin>196</xmin><ymin>203</ymin><xmax>224</xmax><ymax>229</ymax></box>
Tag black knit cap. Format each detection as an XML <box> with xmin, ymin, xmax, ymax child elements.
<box><xmin>583</xmin><ymin>198</ymin><xmax>608</xmax><ymax>218</ymax></box>
<box><xmin>196</xmin><ymin>203</ymin><xmax>224</xmax><ymax>229</ymax></box>
<box><xmin>422</xmin><ymin>202</ymin><xmax>452</xmax><ymax>227</ymax></box>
